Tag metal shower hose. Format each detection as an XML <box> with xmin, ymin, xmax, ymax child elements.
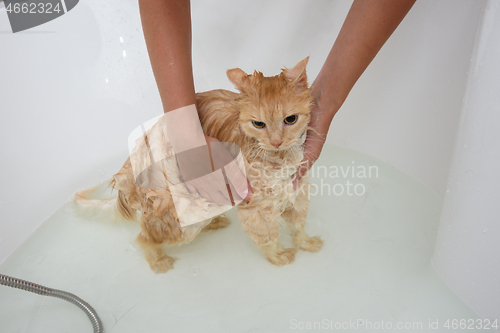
<box><xmin>0</xmin><ymin>273</ymin><xmax>104</xmax><ymax>333</ymax></box>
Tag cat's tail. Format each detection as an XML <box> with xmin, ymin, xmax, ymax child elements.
<box><xmin>73</xmin><ymin>182</ymin><xmax>137</xmax><ymax>223</ymax></box>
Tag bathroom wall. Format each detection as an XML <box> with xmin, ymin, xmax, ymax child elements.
<box><xmin>433</xmin><ymin>0</ymin><xmax>500</xmax><ymax>321</ymax></box>
<box><xmin>0</xmin><ymin>0</ymin><xmax>163</xmax><ymax>265</ymax></box>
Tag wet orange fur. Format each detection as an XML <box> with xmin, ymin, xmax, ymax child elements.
<box><xmin>110</xmin><ymin>58</ymin><xmax>323</xmax><ymax>273</ymax></box>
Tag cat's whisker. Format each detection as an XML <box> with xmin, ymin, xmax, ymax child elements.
<box><xmin>288</xmin><ymin>145</ymin><xmax>300</xmax><ymax>161</ymax></box>
<box><xmin>302</xmin><ymin>146</ymin><xmax>323</xmax><ymax>156</ymax></box>
<box><xmin>303</xmin><ymin>146</ymin><xmax>323</xmax><ymax>155</ymax></box>
<box><xmin>304</xmin><ymin>143</ymin><xmax>319</xmax><ymax>150</ymax></box>
<box><xmin>304</xmin><ymin>137</ymin><xmax>326</xmax><ymax>143</ymax></box>
<box><xmin>303</xmin><ymin>142</ymin><xmax>323</xmax><ymax>149</ymax></box>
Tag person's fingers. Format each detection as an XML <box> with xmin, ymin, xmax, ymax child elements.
<box><xmin>223</xmin><ymin>157</ymin><xmax>250</xmax><ymax>202</ymax></box>
<box><xmin>183</xmin><ymin>169</ymin><xmax>232</xmax><ymax>205</ymax></box>
<box><xmin>176</xmin><ymin>146</ymin><xmax>212</xmax><ymax>183</ymax></box>
<box><xmin>213</xmin><ymin>185</ymin><xmax>232</xmax><ymax>205</ymax></box>
<box><xmin>293</xmin><ymin>130</ymin><xmax>326</xmax><ymax>189</ymax></box>
<box><xmin>199</xmin><ymin>187</ymin><xmax>231</xmax><ymax>206</ymax></box>
<box><xmin>293</xmin><ymin>158</ymin><xmax>311</xmax><ymax>190</ymax></box>
<box><xmin>206</xmin><ymin>137</ymin><xmax>252</xmax><ymax>203</ymax></box>
<box><xmin>192</xmin><ymin>172</ymin><xmax>232</xmax><ymax>204</ymax></box>
<box><xmin>185</xmin><ymin>182</ymin><xmax>200</xmax><ymax>196</ymax></box>
<box><xmin>179</xmin><ymin>135</ymin><xmax>253</xmax><ymax>204</ymax></box>
<box><xmin>244</xmin><ymin>181</ymin><xmax>253</xmax><ymax>202</ymax></box>
<box><xmin>203</xmin><ymin>172</ymin><xmax>233</xmax><ymax>204</ymax></box>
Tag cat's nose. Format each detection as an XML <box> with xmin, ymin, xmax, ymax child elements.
<box><xmin>271</xmin><ymin>139</ymin><xmax>282</xmax><ymax>148</ymax></box>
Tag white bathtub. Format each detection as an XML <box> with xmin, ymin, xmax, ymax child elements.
<box><xmin>0</xmin><ymin>0</ymin><xmax>498</xmax><ymax>330</ymax></box>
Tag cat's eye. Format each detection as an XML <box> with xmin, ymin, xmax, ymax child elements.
<box><xmin>252</xmin><ymin>121</ymin><xmax>266</xmax><ymax>128</ymax></box>
<box><xmin>284</xmin><ymin>115</ymin><xmax>298</xmax><ymax>125</ymax></box>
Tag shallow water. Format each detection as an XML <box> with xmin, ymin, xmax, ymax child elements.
<box><xmin>0</xmin><ymin>145</ymin><xmax>482</xmax><ymax>332</ymax></box>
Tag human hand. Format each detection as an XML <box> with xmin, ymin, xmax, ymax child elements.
<box><xmin>204</xmin><ymin>135</ymin><xmax>252</xmax><ymax>203</ymax></box>
<box><xmin>164</xmin><ymin>105</ymin><xmax>251</xmax><ymax>205</ymax></box>
<box><xmin>292</xmin><ymin>105</ymin><xmax>327</xmax><ymax>189</ymax></box>
<box><xmin>174</xmin><ymin>134</ymin><xmax>251</xmax><ymax>206</ymax></box>
<box><xmin>292</xmin><ymin>83</ymin><xmax>337</xmax><ymax>190</ymax></box>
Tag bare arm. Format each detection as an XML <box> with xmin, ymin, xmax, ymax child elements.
<box><xmin>139</xmin><ymin>0</ymin><xmax>196</xmax><ymax>112</ymax></box>
<box><xmin>138</xmin><ymin>0</ymin><xmax>251</xmax><ymax>204</ymax></box>
<box><xmin>294</xmin><ymin>0</ymin><xmax>416</xmax><ymax>185</ymax></box>
<box><xmin>139</xmin><ymin>0</ymin><xmax>204</xmax><ymax>149</ymax></box>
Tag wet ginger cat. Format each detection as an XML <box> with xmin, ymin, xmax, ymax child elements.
<box><xmin>78</xmin><ymin>57</ymin><xmax>323</xmax><ymax>273</ymax></box>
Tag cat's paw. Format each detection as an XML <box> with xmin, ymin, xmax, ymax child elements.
<box><xmin>202</xmin><ymin>215</ymin><xmax>231</xmax><ymax>231</ymax></box>
<box><xmin>295</xmin><ymin>235</ymin><xmax>324</xmax><ymax>252</ymax></box>
<box><xmin>266</xmin><ymin>248</ymin><xmax>297</xmax><ymax>266</ymax></box>
<box><xmin>148</xmin><ymin>255</ymin><xmax>175</xmax><ymax>273</ymax></box>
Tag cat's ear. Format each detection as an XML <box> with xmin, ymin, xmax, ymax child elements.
<box><xmin>227</xmin><ymin>68</ymin><xmax>249</xmax><ymax>92</ymax></box>
<box><xmin>283</xmin><ymin>57</ymin><xmax>309</xmax><ymax>92</ymax></box>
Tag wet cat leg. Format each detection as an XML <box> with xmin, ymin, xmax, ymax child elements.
<box><xmin>283</xmin><ymin>187</ymin><xmax>323</xmax><ymax>252</ymax></box>
<box><xmin>136</xmin><ymin>232</ymin><xmax>175</xmax><ymax>273</ymax></box>
<box><xmin>136</xmin><ymin>212</ymin><xmax>177</xmax><ymax>273</ymax></box>
<box><xmin>261</xmin><ymin>236</ymin><xmax>297</xmax><ymax>266</ymax></box>
<box><xmin>238</xmin><ymin>207</ymin><xmax>296</xmax><ymax>266</ymax></box>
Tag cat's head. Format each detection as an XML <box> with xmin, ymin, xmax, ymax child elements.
<box><xmin>227</xmin><ymin>57</ymin><xmax>312</xmax><ymax>152</ymax></box>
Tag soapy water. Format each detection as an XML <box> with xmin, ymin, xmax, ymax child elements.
<box><xmin>0</xmin><ymin>145</ymin><xmax>483</xmax><ymax>333</ymax></box>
